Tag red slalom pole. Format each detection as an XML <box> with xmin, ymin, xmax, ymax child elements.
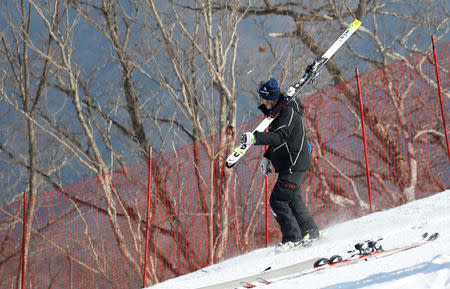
<box><xmin>431</xmin><ymin>36</ymin><xmax>450</xmax><ymax>162</ymax></box>
<box><xmin>143</xmin><ymin>147</ymin><xmax>153</xmax><ymax>288</ymax></box>
<box><xmin>264</xmin><ymin>133</ymin><xmax>270</xmax><ymax>246</ymax></box>
<box><xmin>356</xmin><ymin>68</ymin><xmax>373</xmax><ymax>213</ymax></box>
<box><xmin>264</xmin><ymin>174</ymin><xmax>269</xmax><ymax>247</ymax></box>
<box><xmin>21</xmin><ymin>192</ymin><xmax>27</xmax><ymax>289</ymax></box>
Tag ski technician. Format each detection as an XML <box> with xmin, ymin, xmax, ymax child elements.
<box><xmin>240</xmin><ymin>77</ymin><xmax>319</xmax><ymax>250</ymax></box>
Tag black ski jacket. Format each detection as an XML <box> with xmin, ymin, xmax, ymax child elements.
<box><xmin>254</xmin><ymin>96</ymin><xmax>311</xmax><ymax>174</ymax></box>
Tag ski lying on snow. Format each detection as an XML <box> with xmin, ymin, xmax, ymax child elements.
<box><xmin>313</xmin><ymin>232</ymin><xmax>439</xmax><ymax>269</ymax></box>
<box><xmin>225</xmin><ymin>19</ymin><xmax>361</xmax><ymax>168</ymax></box>
<box><xmin>195</xmin><ymin>257</ymin><xmax>319</xmax><ymax>289</ymax></box>
<box><xmin>196</xmin><ymin>232</ymin><xmax>438</xmax><ymax>288</ymax></box>
<box><xmin>270</xmin><ymin>232</ymin><xmax>440</xmax><ymax>285</ymax></box>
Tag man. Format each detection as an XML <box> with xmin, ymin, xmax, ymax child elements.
<box><xmin>240</xmin><ymin>77</ymin><xmax>319</xmax><ymax>250</ymax></box>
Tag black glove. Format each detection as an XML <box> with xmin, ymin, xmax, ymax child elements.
<box><xmin>258</xmin><ymin>104</ymin><xmax>271</xmax><ymax>116</ymax></box>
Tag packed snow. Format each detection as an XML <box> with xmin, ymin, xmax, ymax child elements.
<box><xmin>147</xmin><ymin>190</ymin><xmax>449</xmax><ymax>289</ymax></box>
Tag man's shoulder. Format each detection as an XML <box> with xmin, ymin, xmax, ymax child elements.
<box><xmin>287</xmin><ymin>98</ymin><xmax>304</xmax><ymax>113</ymax></box>
<box><xmin>280</xmin><ymin>101</ymin><xmax>302</xmax><ymax>118</ymax></box>
<box><xmin>270</xmin><ymin>106</ymin><xmax>300</xmax><ymax>129</ymax></box>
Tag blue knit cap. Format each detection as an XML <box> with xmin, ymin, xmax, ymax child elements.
<box><xmin>258</xmin><ymin>78</ymin><xmax>281</xmax><ymax>100</ymax></box>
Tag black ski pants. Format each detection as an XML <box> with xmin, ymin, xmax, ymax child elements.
<box><xmin>269</xmin><ymin>170</ymin><xmax>318</xmax><ymax>243</ymax></box>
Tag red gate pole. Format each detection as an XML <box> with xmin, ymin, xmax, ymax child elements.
<box><xmin>431</xmin><ymin>36</ymin><xmax>450</xmax><ymax>162</ymax></box>
<box><xmin>21</xmin><ymin>192</ymin><xmax>27</xmax><ymax>289</ymax></box>
<box><xmin>356</xmin><ymin>68</ymin><xmax>373</xmax><ymax>213</ymax></box>
<box><xmin>264</xmin><ymin>136</ymin><xmax>270</xmax><ymax>246</ymax></box>
<box><xmin>264</xmin><ymin>174</ymin><xmax>269</xmax><ymax>247</ymax></box>
<box><xmin>143</xmin><ymin>147</ymin><xmax>153</xmax><ymax>288</ymax></box>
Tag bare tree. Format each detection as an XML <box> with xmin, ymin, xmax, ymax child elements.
<box><xmin>0</xmin><ymin>0</ymin><xmax>57</xmax><ymax>286</ymax></box>
<box><xmin>0</xmin><ymin>0</ymin><xmax>149</xmax><ymax>287</ymax></box>
<box><xmin>139</xmin><ymin>0</ymin><xmax>250</xmax><ymax>268</ymax></box>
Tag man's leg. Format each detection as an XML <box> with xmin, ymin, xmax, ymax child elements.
<box><xmin>269</xmin><ymin>175</ymin><xmax>302</xmax><ymax>242</ymax></box>
<box><xmin>285</xmin><ymin>171</ymin><xmax>319</xmax><ymax>238</ymax></box>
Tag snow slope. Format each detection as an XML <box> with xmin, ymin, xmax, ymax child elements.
<box><xmin>147</xmin><ymin>190</ymin><xmax>450</xmax><ymax>289</ymax></box>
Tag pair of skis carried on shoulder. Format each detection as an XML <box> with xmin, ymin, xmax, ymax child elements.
<box><xmin>226</xmin><ymin>19</ymin><xmax>361</xmax><ymax>169</ymax></box>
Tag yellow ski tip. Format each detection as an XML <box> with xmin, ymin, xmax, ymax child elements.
<box><xmin>350</xmin><ymin>19</ymin><xmax>362</xmax><ymax>31</ymax></box>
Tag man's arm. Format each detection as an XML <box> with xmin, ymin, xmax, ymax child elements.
<box><xmin>254</xmin><ymin>108</ymin><xmax>295</xmax><ymax>146</ymax></box>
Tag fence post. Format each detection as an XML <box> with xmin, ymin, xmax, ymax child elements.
<box><xmin>143</xmin><ymin>147</ymin><xmax>153</xmax><ymax>288</ymax></box>
<box><xmin>431</xmin><ymin>36</ymin><xmax>450</xmax><ymax>162</ymax></box>
<box><xmin>356</xmin><ymin>68</ymin><xmax>373</xmax><ymax>213</ymax></box>
<box><xmin>21</xmin><ymin>192</ymin><xmax>27</xmax><ymax>289</ymax></box>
